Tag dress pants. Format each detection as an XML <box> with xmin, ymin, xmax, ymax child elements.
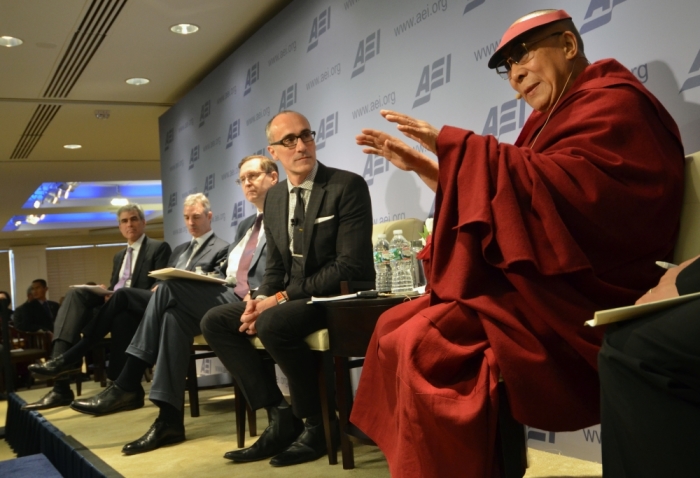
<box><xmin>599</xmin><ymin>298</ymin><xmax>700</xmax><ymax>478</ymax></box>
<box><xmin>52</xmin><ymin>288</ymin><xmax>105</xmax><ymax>346</ymax></box>
<box><xmin>201</xmin><ymin>298</ymin><xmax>326</xmax><ymax>418</ymax></box>
<box><xmin>125</xmin><ymin>279</ymin><xmax>239</xmax><ymax>409</ymax></box>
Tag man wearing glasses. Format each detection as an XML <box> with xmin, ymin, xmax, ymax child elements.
<box><xmin>200</xmin><ymin>110</ymin><xmax>375</xmax><ymax>467</ymax></box>
<box><xmin>69</xmin><ymin>156</ymin><xmax>279</xmax><ymax>455</ymax></box>
<box><xmin>353</xmin><ymin>9</ymin><xmax>685</xmax><ymax>476</ymax></box>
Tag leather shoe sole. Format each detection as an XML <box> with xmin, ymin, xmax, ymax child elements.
<box><xmin>29</xmin><ymin>363</ymin><xmax>81</xmax><ymax>380</ymax></box>
<box><xmin>22</xmin><ymin>390</ymin><xmax>74</xmax><ymax>411</ymax></box>
<box><xmin>122</xmin><ymin>421</ymin><xmax>185</xmax><ymax>455</ymax></box>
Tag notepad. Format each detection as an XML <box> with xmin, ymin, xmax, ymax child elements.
<box><xmin>148</xmin><ymin>267</ymin><xmax>227</xmax><ymax>284</ymax></box>
<box><xmin>586</xmin><ymin>291</ymin><xmax>700</xmax><ymax>327</ymax></box>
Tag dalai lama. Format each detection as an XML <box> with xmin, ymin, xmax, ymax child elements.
<box><xmin>353</xmin><ymin>9</ymin><xmax>685</xmax><ymax>478</ymax></box>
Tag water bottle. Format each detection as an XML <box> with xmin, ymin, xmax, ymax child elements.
<box><xmin>373</xmin><ymin>234</ymin><xmax>392</xmax><ymax>292</ymax></box>
<box><xmin>390</xmin><ymin>230</ymin><xmax>414</xmax><ymax>293</ymax></box>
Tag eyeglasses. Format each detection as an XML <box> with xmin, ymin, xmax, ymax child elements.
<box><xmin>269</xmin><ymin>130</ymin><xmax>316</xmax><ymax>149</ymax></box>
<box><xmin>236</xmin><ymin>171</ymin><xmax>267</xmax><ymax>185</ymax></box>
<box><xmin>495</xmin><ymin>31</ymin><xmax>564</xmax><ymax>80</ymax></box>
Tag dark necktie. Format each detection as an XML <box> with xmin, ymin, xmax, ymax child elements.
<box><xmin>114</xmin><ymin>247</ymin><xmax>133</xmax><ymax>290</ymax></box>
<box><xmin>234</xmin><ymin>214</ymin><xmax>263</xmax><ymax>298</ymax></box>
<box><xmin>292</xmin><ymin>187</ymin><xmax>305</xmax><ymax>255</ymax></box>
<box><xmin>175</xmin><ymin>239</ymin><xmax>196</xmax><ymax>269</ymax></box>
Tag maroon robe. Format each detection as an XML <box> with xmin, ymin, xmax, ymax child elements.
<box><xmin>350</xmin><ymin>59</ymin><xmax>685</xmax><ymax>477</ymax></box>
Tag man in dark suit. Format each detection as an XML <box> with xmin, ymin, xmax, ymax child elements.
<box><xmin>28</xmin><ymin>193</ymin><xmax>229</xmax><ymax>387</ymax></box>
<box><xmin>200</xmin><ymin>111</ymin><xmax>375</xmax><ymax>467</ymax></box>
<box><xmin>70</xmin><ymin>156</ymin><xmax>280</xmax><ymax>455</ymax></box>
<box><xmin>13</xmin><ymin>279</ymin><xmax>60</xmax><ymax>332</ymax></box>
<box><xmin>22</xmin><ymin>203</ymin><xmax>171</xmax><ymax>411</ymax></box>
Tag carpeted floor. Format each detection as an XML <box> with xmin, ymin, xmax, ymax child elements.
<box><xmin>2</xmin><ymin>381</ymin><xmax>602</xmax><ymax>477</ymax></box>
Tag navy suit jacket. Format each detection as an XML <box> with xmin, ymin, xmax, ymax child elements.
<box><xmin>12</xmin><ymin>299</ymin><xmax>60</xmax><ymax>332</ymax></box>
<box><xmin>258</xmin><ymin>162</ymin><xmax>375</xmax><ymax>300</ymax></box>
<box><xmin>219</xmin><ymin>213</ymin><xmax>267</xmax><ymax>293</ymax></box>
<box><xmin>108</xmin><ymin>236</ymin><xmax>171</xmax><ymax>291</ymax></box>
<box><xmin>168</xmin><ymin>233</ymin><xmax>229</xmax><ymax>273</ymax></box>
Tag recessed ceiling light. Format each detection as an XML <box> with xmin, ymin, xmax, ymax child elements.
<box><xmin>170</xmin><ymin>24</ymin><xmax>199</xmax><ymax>35</ymax></box>
<box><xmin>126</xmin><ymin>77</ymin><xmax>150</xmax><ymax>86</ymax></box>
<box><xmin>0</xmin><ymin>36</ymin><xmax>23</xmax><ymax>47</ymax></box>
<box><xmin>64</xmin><ymin>144</ymin><xmax>82</xmax><ymax>149</ymax></box>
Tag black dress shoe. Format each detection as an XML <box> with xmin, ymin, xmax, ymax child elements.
<box><xmin>22</xmin><ymin>389</ymin><xmax>74</xmax><ymax>411</ymax></box>
<box><xmin>224</xmin><ymin>406</ymin><xmax>304</xmax><ymax>463</ymax></box>
<box><xmin>70</xmin><ymin>382</ymin><xmax>144</xmax><ymax>416</ymax></box>
<box><xmin>269</xmin><ymin>417</ymin><xmax>339</xmax><ymax>467</ymax></box>
<box><xmin>121</xmin><ymin>419</ymin><xmax>185</xmax><ymax>455</ymax></box>
<box><xmin>28</xmin><ymin>355</ymin><xmax>81</xmax><ymax>379</ymax></box>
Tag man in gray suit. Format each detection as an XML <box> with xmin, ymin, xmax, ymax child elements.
<box><xmin>70</xmin><ymin>156</ymin><xmax>279</xmax><ymax>455</ymax></box>
<box><xmin>28</xmin><ymin>193</ymin><xmax>229</xmax><ymax>387</ymax></box>
<box><xmin>23</xmin><ymin>203</ymin><xmax>171</xmax><ymax>411</ymax></box>
<box><xmin>201</xmin><ymin>111</ymin><xmax>375</xmax><ymax>467</ymax></box>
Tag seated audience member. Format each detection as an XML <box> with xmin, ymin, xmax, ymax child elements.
<box><xmin>13</xmin><ymin>279</ymin><xmax>59</xmax><ymax>333</ymax></box>
<box><xmin>351</xmin><ymin>9</ymin><xmax>685</xmax><ymax>477</ymax></box>
<box><xmin>28</xmin><ymin>193</ymin><xmax>229</xmax><ymax>388</ymax></box>
<box><xmin>22</xmin><ymin>204</ymin><xmax>171</xmax><ymax>411</ymax></box>
<box><xmin>70</xmin><ymin>155</ymin><xmax>280</xmax><ymax>455</ymax></box>
<box><xmin>200</xmin><ymin>110</ymin><xmax>375</xmax><ymax>467</ymax></box>
<box><xmin>599</xmin><ymin>255</ymin><xmax>700</xmax><ymax>478</ymax></box>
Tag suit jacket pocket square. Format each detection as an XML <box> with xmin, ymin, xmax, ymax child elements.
<box><xmin>314</xmin><ymin>215</ymin><xmax>334</xmax><ymax>224</ymax></box>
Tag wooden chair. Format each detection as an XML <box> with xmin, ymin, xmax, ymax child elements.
<box><xmin>0</xmin><ymin>326</ymin><xmax>54</xmax><ymax>393</ymax></box>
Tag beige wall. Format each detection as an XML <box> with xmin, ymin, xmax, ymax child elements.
<box><xmin>46</xmin><ymin>245</ymin><xmax>125</xmax><ymax>304</ymax></box>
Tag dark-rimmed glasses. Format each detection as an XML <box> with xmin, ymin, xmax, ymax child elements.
<box><xmin>496</xmin><ymin>31</ymin><xmax>564</xmax><ymax>80</ymax></box>
<box><xmin>269</xmin><ymin>130</ymin><xmax>316</xmax><ymax>149</ymax></box>
<box><xmin>236</xmin><ymin>171</ymin><xmax>267</xmax><ymax>185</ymax></box>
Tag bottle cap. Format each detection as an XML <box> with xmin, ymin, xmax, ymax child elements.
<box><xmin>393</xmin><ymin>229</ymin><xmax>403</xmax><ymax>235</ymax></box>
<box><xmin>377</xmin><ymin>233</ymin><xmax>386</xmax><ymax>239</ymax></box>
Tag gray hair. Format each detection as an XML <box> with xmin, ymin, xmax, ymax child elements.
<box><xmin>183</xmin><ymin>193</ymin><xmax>211</xmax><ymax>215</ymax></box>
<box><xmin>116</xmin><ymin>203</ymin><xmax>145</xmax><ymax>222</ymax></box>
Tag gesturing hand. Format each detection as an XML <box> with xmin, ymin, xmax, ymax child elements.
<box><xmin>380</xmin><ymin>110</ymin><xmax>440</xmax><ymax>155</ymax></box>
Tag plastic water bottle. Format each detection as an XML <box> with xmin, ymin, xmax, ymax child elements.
<box><xmin>390</xmin><ymin>230</ymin><xmax>414</xmax><ymax>293</ymax></box>
<box><xmin>373</xmin><ymin>234</ymin><xmax>392</xmax><ymax>292</ymax></box>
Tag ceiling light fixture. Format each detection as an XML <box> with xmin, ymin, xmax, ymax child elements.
<box><xmin>64</xmin><ymin>144</ymin><xmax>82</xmax><ymax>149</ymax></box>
<box><xmin>170</xmin><ymin>24</ymin><xmax>199</xmax><ymax>35</ymax></box>
<box><xmin>0</xmin><ymin>36</ymin><xmax>23</xmax><ymax>47</ymax></box>
<box><xmin>126</xmin><ymin>77</ymin><xmax>150</xmax><ymax>86</ymax></box>
<box><xmin>110</xmin><ymin>186</ymin><xmax>129</xmax><ymax>206</ymax></box>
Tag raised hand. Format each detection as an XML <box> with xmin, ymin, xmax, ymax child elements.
<box><xmin>381</xmin><ymin>110</ymin><xmax>440</xmax><ymax>154</ymax></box>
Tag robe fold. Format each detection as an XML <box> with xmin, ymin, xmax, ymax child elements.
<box><xmin>350</xmin><ymin>59</ymin><xmax>685</xmax><ymax>477</ymax></box>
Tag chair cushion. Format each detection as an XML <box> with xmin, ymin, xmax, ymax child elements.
<box><xmin>248</xmin><ymin>328</ymin><xmax>329</xmax><ymax>351</ymax></box>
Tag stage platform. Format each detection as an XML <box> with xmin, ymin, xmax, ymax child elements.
<box><xmin>3</xmin><ymin>381</ymin><xmax>602</xmax><ymax>477</ymax></box>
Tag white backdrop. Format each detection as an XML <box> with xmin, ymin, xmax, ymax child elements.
<box><xmin>159</xmin><ymin>0</ymin><xmax>700</xmax><ymax>463</ymax></box>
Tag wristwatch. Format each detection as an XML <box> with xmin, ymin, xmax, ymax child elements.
<box><xmin>275</xmin><ymin>291</ymin><xmax>288</xmax><ymax>305</ymax></box>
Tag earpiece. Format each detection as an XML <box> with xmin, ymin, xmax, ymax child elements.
<box><xmin>515</xmin><ymin>92</ymin><xmax>522</xmax><ymax>100</ymax></box>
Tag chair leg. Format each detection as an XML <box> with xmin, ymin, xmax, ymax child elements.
<box><xmin>93</xmin><ymin>344</ymin><xmax>107</xmax><ymax>387</ymax></box>
<box><xmin>75</xmin><ymin>371</ymin><xmax>82</xmax><ymax>397</ymax></box>
<box><xmin>318</xmin><ymin>351</ymin><xmax>338</xmax><ymax>465</ymax></box>
<box><xmin>496</xmin><ymin>382</ymin><xmax>527</xmax><ymax>478</ymax></box>
<box><xmin>335</xmin><ymin>356</ymin><xmax>355</xmax><ymax>469</ymax></box>
<box><xmin>247</xmin><ymin>403</ymin><xmax>257</xmax><ymax>437</ymax></box>
<box><xmin>233</xmin><ymin>381</ymin><xmax>247</xmax><ymax>448</ymax></box>
<box><xmin>187</xmin><ymin>354</ymin><xmax>200</xmax><ymax>418</ymax></box>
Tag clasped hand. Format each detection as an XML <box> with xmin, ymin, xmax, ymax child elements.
<box><xmin>239</xmin><ymin>295</ymin><xmax>277</xmax><ymax>334</ymax></box>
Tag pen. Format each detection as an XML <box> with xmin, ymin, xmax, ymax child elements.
<box><xmin>655</xmin><ymin>261</ymin><xmax>677</xmax><ymax>269</ymax></box>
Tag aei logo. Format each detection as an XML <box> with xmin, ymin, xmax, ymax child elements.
<box><xmin>244</xmin><ymin>62</ymin><xmax>260</xmax><ymax>96</ymax></box>
<box><xmin>413</xmin><ymin>54</ymin><xmax>451</xmax><ymax>108</ymax></box>
<box><xmin>279</xmin><ymin>84</ymin><xmax>297</xmax><ymax>111</ymax></box>
<box><xmin>362</xmin><ymin>154</ymin><xmax>391</xmax><ymax>186</ymax></box>
<box><xmin>226</xmin><ymin>119</ymin><xmax>240</xmax><ymax>149</ymax></box>
<box><xmin>164</xmin><ymin>128</ymin><xmax>174</xmax><ymax>152</ymax></box>
<box><xmin>199</xmin><ymin>100</ymin><xmax>210</xmax><ymax>127</ymax></box>
<box><xmin>351</xmin><ymin>30</ymin><xmax>380</xmax><ymax>79</ymax></box>
<box><xmin>481</xmin><ymin>98</ymin><xmax>529</xmax><ymax>138</ymax></box>
<box><xmin>167</xmin><ymin>192</ymin><xmax>177</xmax><ymax>214</ymax></box>
<box><xmin>316</xmin><ymin>112</ymin><xmax>338</xmax><ymax>150</ymax></box>
<box><xmin>463</xmin><ymin>0</ymin><xmax>485</xmax><ymax>15</ymax></box>
<box><xmin>188</xmin><ymin>145</ymin><xmax>200</xmax><ymax>170</ymax></box>
<box><xmin>231</xmin><ymin>200</ymin><xmax>246</xmax><ymax>227</ymax></box>
<box><xmin>580</xmin><ymin>0</ymin><xmax>627</xmax><ymax>35</ymax></box>
<box><xmin>307</xmin><ymin>6</ymin><xmax>331</xmax><ymax>52</ymax></box>
<box><xmin>680</xmin><ymin>49</ymin><xmax>700</xmax><ymax>93</ymax></box>
<box><xmin>203</xmin><ymin>174</ymin><xmax>215</xmax><ymax>196</ymax></box>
